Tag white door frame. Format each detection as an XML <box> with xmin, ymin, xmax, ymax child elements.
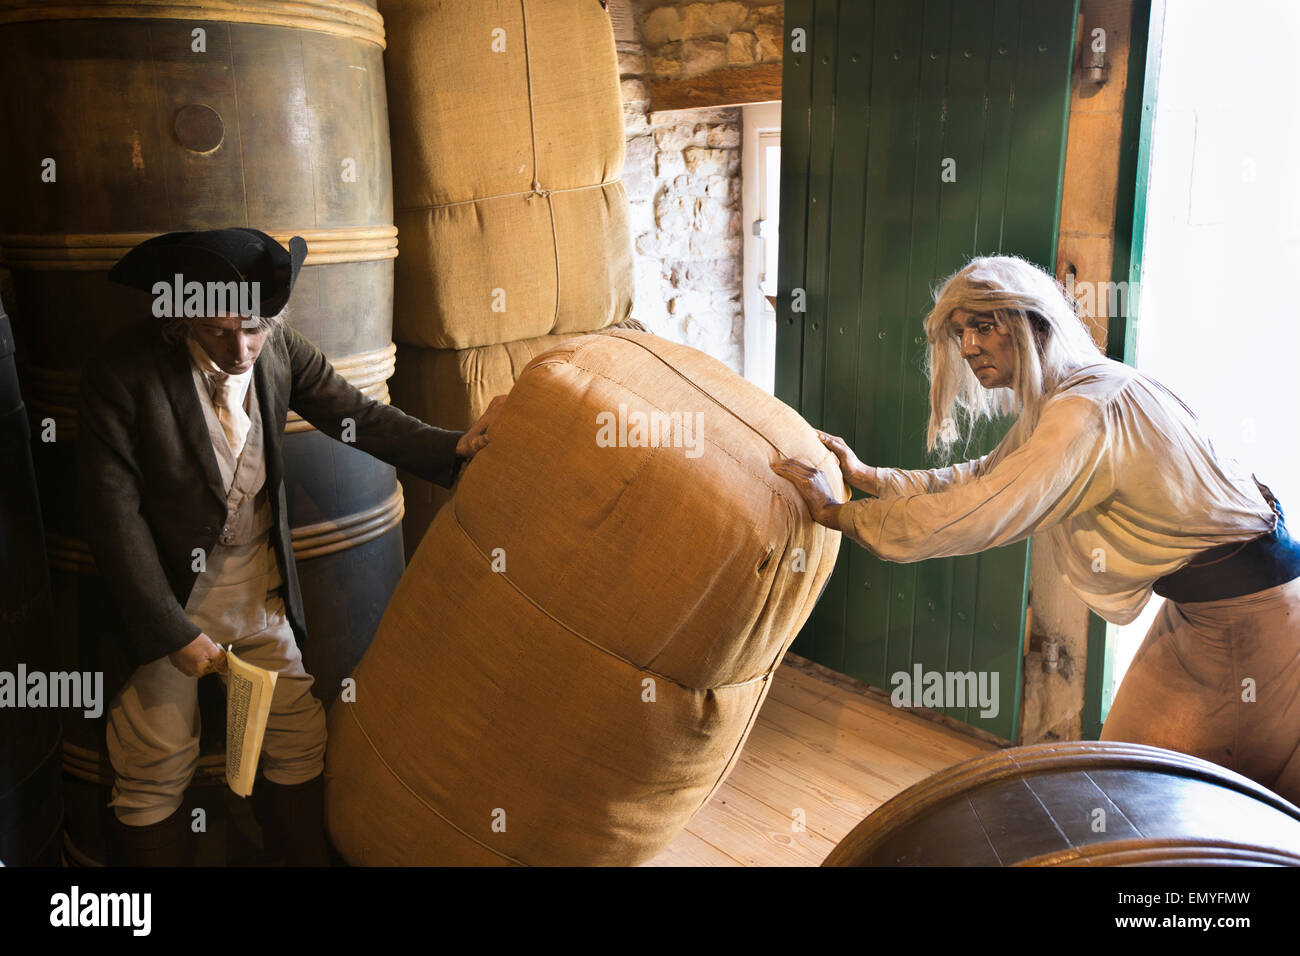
<box><xmin>741</xmin><ymin>101</ymin><xmax>782</xmax><ymax>392</ymax></box>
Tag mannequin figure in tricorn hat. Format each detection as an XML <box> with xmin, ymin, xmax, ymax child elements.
<box><xmin>77</xmin><ymin>227</ymin><xmax>505</xmax><ymax>865</ymax></box>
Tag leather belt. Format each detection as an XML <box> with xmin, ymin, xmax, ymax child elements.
<box><xmin>1154</xmin><ymin>476</ymin><xmax>1300</xmax><ymax>603</ymax></box>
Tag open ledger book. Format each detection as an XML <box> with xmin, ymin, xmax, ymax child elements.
<box><xmin>223</xmin><ymin>647</ymin><xmax>278</xmax><ymax>797</ymax></box>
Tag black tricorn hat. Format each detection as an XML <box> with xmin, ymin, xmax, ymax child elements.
<box><xmin>108</xmin><ymin>228</ymin><xmax>308</xmax><ymax>318</ymax></box>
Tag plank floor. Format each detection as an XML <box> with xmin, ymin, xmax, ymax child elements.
<box><xmin>644</xmin><ymin>660</ymin><xmax>1000</xmax><ymax>866</ymax></box>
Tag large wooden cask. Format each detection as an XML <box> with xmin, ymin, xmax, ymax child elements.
<box><xmin>0</xmin><ymin>0</ymin><xmax>401</xmax><ymax>864</ymax></box>
<box><xmin>824</xmin><ymin>741</ymin><xmax>1300</xmax><ymax>866</ymax></box>
<box><xmin>326</xmin><ymin>331</ymin><xmax>843</xmax><ymax>865</ymax></box>
<box><xmin>0</xmin><ymin>297</ymin><xmax>64</xmax><ymax>866</ymax></box>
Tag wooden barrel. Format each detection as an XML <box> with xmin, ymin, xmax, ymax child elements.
<box><xmin>823</xmin><ymin>741</ymin><xmax>1300</xmax><ymax>866</ymax></box>
<box><xmin>0</xmin><ymin>0</ymin><xmax>400</xmax><ymax>864</ymax></box>
<box><xmin>0</xmin><ymin>297</ymin><xmax>64</xmax><ymax>866</ymax></box>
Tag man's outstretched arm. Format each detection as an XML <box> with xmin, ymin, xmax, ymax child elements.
<box><xmin>284</xmin><ymin>324</ymin><xmax>466</xmax><ymax>488</ymax></box>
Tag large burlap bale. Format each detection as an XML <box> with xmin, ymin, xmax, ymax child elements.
<box><xmin>325</xmin><ymin>331</ymin><xmax>842</xmax><ymax>865</ymax></box>
<box><xmin>391</xmin><ymin>332</ymin><xmax>586</xmax><ymax>558</ymax></box>
<box><xmin>381</xmin><ymin>0</ymin><xmax>634</xmax><ymax>349</ymax></box>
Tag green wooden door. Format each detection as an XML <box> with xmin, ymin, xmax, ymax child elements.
<box><xmin>776</xmin><ymin>0</ymin><xmax>1080</xmax><ymax>740</ymax></box>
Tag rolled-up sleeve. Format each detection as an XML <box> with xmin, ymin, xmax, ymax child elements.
<box><xmin>839</xmin><ymin>396</ymin><xmax>1111</xmax><ymax>561</ymax></box>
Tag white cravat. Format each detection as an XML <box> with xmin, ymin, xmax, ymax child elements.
<box><xmin>186</xmin><ymin>336</ymin><xmax>253</xmax><ymax>458</ymax></box>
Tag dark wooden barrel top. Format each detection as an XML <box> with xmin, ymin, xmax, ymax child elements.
<box><xmin>823</xmin><ymin>741</ymin><xmax>1300</xmax><ymax>867</ymax></box>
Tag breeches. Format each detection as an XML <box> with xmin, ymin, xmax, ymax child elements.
<box><xmin>106</xmin><ymin>594</ymin><xmax>327</xmax><ymax>826</ymax></box>
<box><xmin>1101</xmin><ymin>576</ymin><xmax>1300</xmax><ymax>805</ymax></box>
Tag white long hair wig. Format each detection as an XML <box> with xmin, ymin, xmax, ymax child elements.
<box><xmin>922</xmin><ymin>255</ymin><xmax>1103</xmax><ymax>457</ymax></box>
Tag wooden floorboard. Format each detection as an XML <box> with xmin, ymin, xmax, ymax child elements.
<box><xmin>640</xmin><ymin>827</ymin><xmax>743</xmax><ymax>867</ymax></box>
<box><xmin>646</xmin><ymin>662</ymin><xmax>1001</xmax><ymax>866</ymax></box>
<box><xmin>772</xmin><ymin>669</ymin><xmax>992</xmax><ymax>766</ymax></box>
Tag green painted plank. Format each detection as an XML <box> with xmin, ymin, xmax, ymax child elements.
<box><xmin>797</xmin><ymin>0</ymin><xmax>842</xmax><ymax>428</ymax></box>
<box><xmin>797</xmin><ymin>0</ymin><xmax>845</xmax><ymax>665</ymax></box>
<box><xmin>777</xmin><ymin>0</ymin><xmax>815</xmax><ymax>661</ymax></box>
<box><xmin>975</xmin><ymin>0</ymin><xmax>1023</xmax><ymax>253</ymax></box>
<box><xmin>961</xmin><ymin>0</ymin><xmax>1078</xmax><ymax>739</ymax></box>
<box><xmin>940</xmin><ymin>0</ymin><xmax>1021</xmax><ymax>728</ymax></box>
<box><xmin>807</xmin><ymin>0</ymin><xmax>875</xmax><ymax>672</ymax></box>
<box><xmin>874</xmin><ymin>0</ymin><xmax>928</xmax><ymax>689</ymax></box>
<box><xmin>945</xmin><ymin>0</ymin><xmax>1023</xmax><ymax>726</ymax></box>
<box><xmin>774</xmin><ymin>0</ymin><xmax>815</xmax><ymax>412</ymax></box>
<box><xmin>1002</xmin><ymin>0</ymin><xmax>1077</xmax><ymax>264</ymax></box>
<box><xmin>1083</xmin><ymin>611</ymin><xmax>1113</xmax><ymax>740</ymax></box>
<box><xmin>843</xmin><ymin>0</ymin><xmax>925</xmax><ymax>682</ymax></box>
<box><xmin>890</xmin><ymin>0</ymin><xmax>952</xmax><ymax>700</ymax></box>
<box><xmin>924</xmin><ymin>0</ymin><xmax>995</xmax><ymax>724</ymax></box>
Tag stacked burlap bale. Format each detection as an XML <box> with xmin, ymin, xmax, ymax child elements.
<box><xmin>379</xmin><ymin>0</ymin><xmax>636</xmax><ymax>552</ymax></box>
<box><xmin>325</xmin><ymin>331</ymin><xmax>843</xmax><ymax>865</ymax></box>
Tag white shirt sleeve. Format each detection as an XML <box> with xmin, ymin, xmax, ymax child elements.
<box><xmin>838</xmin><ymin>395</ymin><xmax>1112</xmax><ymax>562</ymax></box>
<box><xmin>876</xmin><ymin>456</ymin><xmax>990</xmax><ymax>497</ymax></box>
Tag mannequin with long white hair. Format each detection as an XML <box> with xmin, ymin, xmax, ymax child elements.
<box><xmin>773</xmin><ymin>254</ymin><xmax>1300</xmax><ymax>803</ymax></box>
<box><xmin>921</xmin><ymin>255</ymin><xmax>1104</xmax><ymax>457</ymax></box>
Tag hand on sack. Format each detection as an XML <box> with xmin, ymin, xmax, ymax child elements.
<box><xmin>456</xmin><ymin>394</ymin><xmax>508</xmax><ymax>460</ymax></box>
<box><xmin>815</xmin><ymin>430</ymin><xmax>879</xmax><ymax>494</ymax></box>
<box><xmin>771</xmin><ymin>457</ymin><xmax>847</xmax><ymax>529</ymax></box>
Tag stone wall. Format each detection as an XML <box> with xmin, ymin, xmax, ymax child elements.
<box><xmin>637</xmin><ymin>0</ymin><xmax>783</xmax><ymax>79</ymax></box>
<box><xmin>619</xmin><ymin>4</ymin><xmax>747</xmax><ymax>372</ymax></box>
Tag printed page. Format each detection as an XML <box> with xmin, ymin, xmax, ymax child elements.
<box><xmin>224</xmin><ymin>647</ymin><xmax>278</xmax><ymax>797</ymax></box>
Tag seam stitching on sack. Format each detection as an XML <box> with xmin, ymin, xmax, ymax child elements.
<box><xmin>558</xmin><ymin>336</ymin><xmax>821</xmax><ymax>519</ymax></box>
<box><xmin>689</xmin><ymin>525</ymin><xmax>813</xmax><ymax>817</ymax></box>
<box><xmin>594</xmin><ymin>331</ymin><xmax>788</xmax><ymax>455</ymax></box>
<box><xmin>572</xmin><ymin>332</ymin><xmax>848</xmax><ymax>538</ymax></box>
<box><xmin>395</xmin><ymin>181</ymin><xmax>619</xmax><ymax>213</ymax></box>
<box><xmin>566</xmin><ymin>360</ymin><xmax>785</xmax><ymax>508</ymax></box>
<box><xmin>343</xmin><ymin>702</ymin><xmax>526</xmax><ymax>866</ymax></box>
<box><xmin>448</xmin><ymin>501</ymin><xmax>773</xmax><ymax>691</ymax></box>
<box><xmin>548</xmin><ymin>336</ymin><xmax>835</xmax><ymax>817</ymax></box>
<box><xmin>693</xmin><ymin>668</ymin><xmax>774</xmax><ymax>817</ymax></box>
<box><xmin>517</xmin><ymin>0</ymin><xmax>563</xmax><ymax>333</ymax></box>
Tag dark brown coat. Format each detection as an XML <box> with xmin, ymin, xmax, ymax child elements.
<box><xmin>76</xmin><ymin>323</ymin><xmax>463</xmax><ymax>699</ymax></box>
